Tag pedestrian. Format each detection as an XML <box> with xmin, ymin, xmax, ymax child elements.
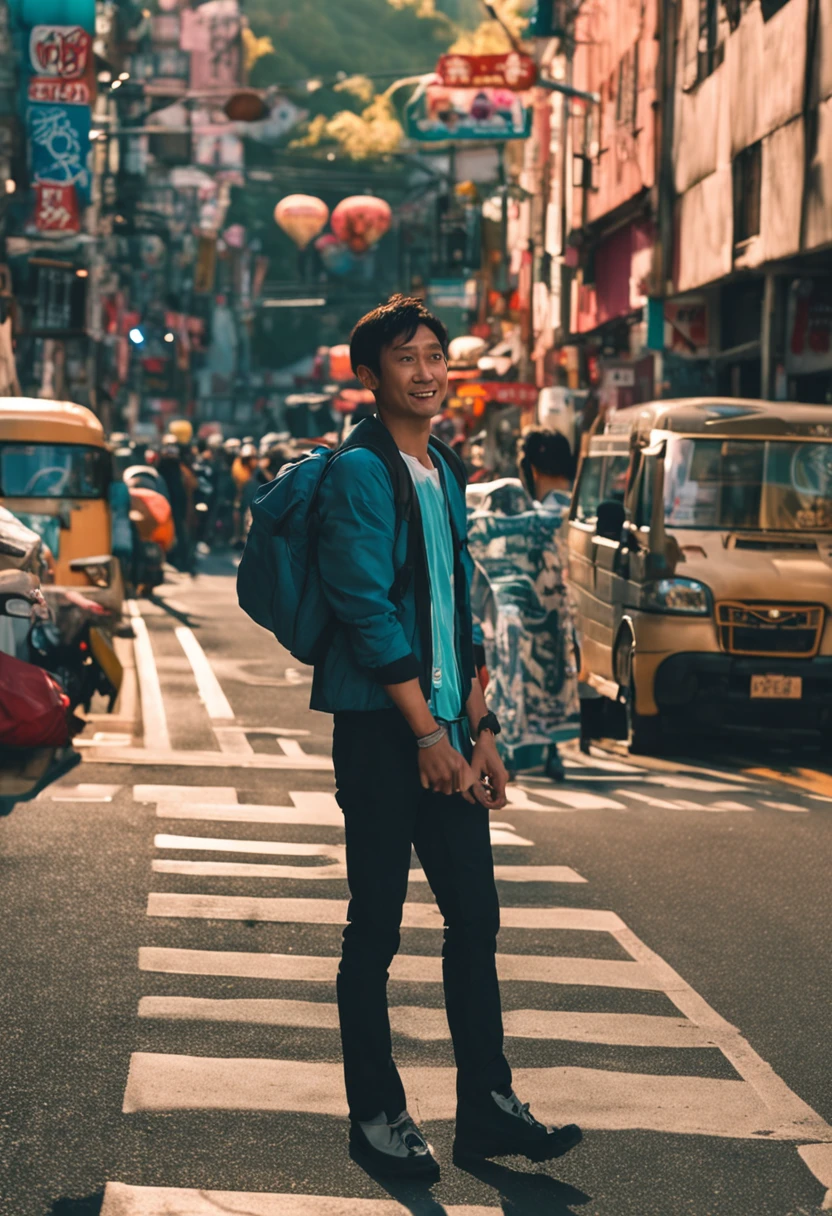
<box><xmin>314</xmin><ymin>295</ymin><xmax>582</xmax><ymax>1178</ymax></box>
<box><xmin>466</xmin><ymin>429</ymin><xmax>580</xmax><ymax>781</ymax></box>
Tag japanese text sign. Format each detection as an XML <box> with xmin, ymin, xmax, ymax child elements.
<box><xmin>436</xmin><ymin>52</ymin><xmax>537</xmax><ymax>92</ymax></box>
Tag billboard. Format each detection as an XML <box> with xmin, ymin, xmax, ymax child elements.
<box><xmin>406</xmin><ymin>83</ymin><xmax>531</xmax><ymax>143</ymax></box>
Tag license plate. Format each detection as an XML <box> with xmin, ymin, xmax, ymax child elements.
<box><xmin>750</xmin><ymin>674</ymin><xmax>802</xmax><ymax>699</ymax></box>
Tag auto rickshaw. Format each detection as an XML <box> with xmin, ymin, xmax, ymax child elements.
<box><xmin>0</xmin><ymin>399</ymin><xmax>124</xmax><ymax>617</ymax></box>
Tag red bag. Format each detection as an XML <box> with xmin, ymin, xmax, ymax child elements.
<box><xmin>0</xmin><ymin>652</ymin><xmax>70</xmax><ymax>748</ymax></box>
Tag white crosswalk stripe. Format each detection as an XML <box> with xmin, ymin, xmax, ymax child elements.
<box><xmin>113</xmin><ymin>779</ymin><xmax>832</xmax><ymax>1210</ymax></box>
<box><xmin>101</xmin><ymin>1183</ymin><xmax>499</xmax><ymax>1215</ymax></box>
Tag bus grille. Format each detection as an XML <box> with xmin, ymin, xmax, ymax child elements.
<box><xmin>716</xmin><ymin>602</ymin><xmax>824</xmax><ymax>658</ymax></box>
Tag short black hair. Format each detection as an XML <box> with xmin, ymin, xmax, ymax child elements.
<box><xmin>521</xmin><ymin>429</ymin><xmax>576</xmax><ymax>480</ymax></box>
<box><xmin>350</xmin><ymin>294</ymin><xmax>449</xmax><ymax>376</ymax></box>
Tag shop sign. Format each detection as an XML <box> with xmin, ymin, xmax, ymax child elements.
<box><xmin>32</xmin><ymin>182</ymin><xmax>80</xmax><ymax>232</ymax></box>
<box><xmin>665</xmin><ymin>298</ymin><xmax>708</xmax><ymax>355</ymax></box>
<box><xmin>406</xmin><ymin>83</ymin><xmax>531</xmax><ymax>143</ymax></box>
<box><xmin>28</xmin><ymin>25</ymin><xmax>94</xmax><ymax>105</ymax></box>
<box><xmin>436</xmin><ymin>52</ymin><xmax>537</xmax><ymax>92</ymax></box>
<box><xmin>427</xmin><ymin>279</ymin><xmax>474</xmax><ymax>310</ymax></box>
<box><xmin>28</xmin><ymin>102</ymin><xmax>91</xmax><ymax>204</ymax></box>
<box><xmin>457</xmin><ymin>381</ymin><xmax>539</xmax><ymax>408</ymax></box>
<box><xmin>786</xmin><ymin>279</ymin><xmax>832</xmax><ymax>374</ymax></box>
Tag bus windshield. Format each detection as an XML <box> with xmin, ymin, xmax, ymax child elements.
<box><xmin>0</xmin><ymin>443</ymin><xmax>111</xmax><ymax>499</ymax></box>
<box><xmin>663</xmin><ymin>438</ymin><xmax>832</xmax><ymax>531</ymax></box>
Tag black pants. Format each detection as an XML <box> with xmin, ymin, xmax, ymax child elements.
<box><xmin>333</xmin><ymin>708</ymin><xmax>512</xmax><ymax>1123</ymax></box>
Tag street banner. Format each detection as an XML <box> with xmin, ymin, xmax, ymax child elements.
<box><xmin>32</xmin><ymin>182</ymin><xmax>80</xmax><ymax>232</ymax></box>
<box><xmin>27</xmin><ymin>102</ymin><xmax>91</xmax><ymax>205</ymax></box>
<box><xmin>406</xmin><ymin>83</ymin><xmax>531</xmax><ymax>143</ymax></box>
<box><xmin>181</xmin><ymin>0</ymin><xmax>241</xmax><ymax>91</ymax></box>
<box><xmin>436</xmin><ymin>52</ymin><xmax>537</xmax><ymax>92</ymax></box>
<box><xmin>27</xmin><ymin>25</ymin><xmax>95</xmax><ymax>105</ymax></box>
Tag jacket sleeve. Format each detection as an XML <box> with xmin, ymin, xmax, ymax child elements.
<box><xmin>316</xmin><ymin>448</ymin><xmax>421</xmax><ymax>685</ymax></box>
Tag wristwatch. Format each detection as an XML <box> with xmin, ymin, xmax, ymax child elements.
<box><xmin>476</xmin><ymin>712</ymin><xmax>501</xmax><ymax>738</ymax></box>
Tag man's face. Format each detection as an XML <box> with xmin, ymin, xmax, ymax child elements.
<box><xmin>359</xmin><ymin>324</ymin><xmax>448</xmax><ymax>421</ymax></box>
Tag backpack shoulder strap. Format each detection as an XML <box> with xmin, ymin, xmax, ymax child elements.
<box><xmin>428</xmin><ymin>432</ymin><xmax>467</xmax><ymax>496</ymax></box>
<box><xmin>337</xmin><ymin>416</ymin><xmax>414</xmax><ymax>521</ymax></box>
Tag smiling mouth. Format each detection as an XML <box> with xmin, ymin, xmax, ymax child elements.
<box><xmin>410</xmin><ymin>390</ymin><xmax>437</xmax><ymax>399</ymax></box>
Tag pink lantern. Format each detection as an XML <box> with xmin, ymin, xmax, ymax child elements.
<box><xmin>330</xmin><ymin>195</ymin><xmax>392</xmax><ymax>255</ymax></box>
<box><xmin>273</xmin><ymin>194</ymin><xmax>329</xmax><ymax>249</ymax></box>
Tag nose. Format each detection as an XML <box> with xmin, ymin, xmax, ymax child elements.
<box><xmin>413</xmin><ymin>356</ymin><xmax>436</xmax><ymax>382</ymax></box>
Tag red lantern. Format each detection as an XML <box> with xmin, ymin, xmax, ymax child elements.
<box><xmin>331</xmin><ymin>195</ymin><xmax>392</xmax><ymax>255</ymax></box>
<box><xmin>273</xmin><ymin>194</ymin><xmax>329</xmax><ymax>249</ymax></box>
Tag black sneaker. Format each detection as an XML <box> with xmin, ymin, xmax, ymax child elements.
<box><xmin>454</xmin><ymin>1089</ymin><xmax>582</xmax><ymax>1163</ymax></box>
<box><xmin>349</xmin><ymin>1110</ymin><xmax>440</xmax><ymax>1179</ymax></box>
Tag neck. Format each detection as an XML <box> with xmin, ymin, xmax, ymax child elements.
<box><xmin>377</xmin><ymin>409</ymin><xmax>432</xmax><ymax>464</ymax></box>
<box><xmin>534</xmin><ymin>472</ymin><xmax>571</xmax><ymax>500</ymax></box>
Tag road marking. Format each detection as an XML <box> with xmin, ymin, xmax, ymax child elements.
<box><xmin>138</xmin><ymin>996</ymin><xmax>709</xmax><ymax>1048</ymax></box>
<box><xmin>101</xmin><ymin>1182</ymin><xmax>499</xmax><ymax>1216</ymax></box>
<box><xmin>619</xmin><ymin>789</ymin><xmax>755</xmax><ymax>813</ymax></box>
<box><xmin>644</xmin><ymin>775</ymin><xmax>748</xmax><ymax>793</ymax></box>
<box><xmin>151</xmin><ymin>857</ymin><xmax>584</xmax><ymax>883</ymax></box>
<box><xmin>174</xmin><ymin>626</ymin><xmax>255</xmax><ymax>756</ymax></box>
<box><xmin>135</xmin><ymin>785</ymin><xmax>238</xmax><ymax>804</ymax></box>
<box><xmin>146</xmin><ymin>893</ymin><xmax>624</xmax><ymax>931</ymax></box>
<box><xmin>45</xmin><ymin>783</ymin><xmax>121</xmax><ymax>803</ymax></box>
<box><xmin>489</xmin><ymin>827</ymin><xmax>534</xmax><ymax>846</ymax></box>
<box><xmin>174</xmin><ymin>626</ymin><xmax>235</xmax><ymax>720</ymax></box>
<box><xmin>85</xmin><ymin>747</ymin><xmax>332</xmax><ymax>770</ymax></box>
<box><xmin>524</xmin><ymin>788</ymin><xmax>627</xmax><ymax>811</ymax></box>
<box><xmin>154</xmin><ymin>834</ymin><xmax>345</xmax><ymax>858</ymax></box>
<box><xmin>276</xmin><ymin>738</ymin><xmax>305</xmax><ymax>757</ymax></box>
<box><xmin>155</xmin><ymin>793</ymin><xmax>343</xmax><ymax>826</ymax></box>
<box><xmin>125</xmin><ymin>601</ymin><xmax>170</xmax><ymax>752</ymax></box>
<box><xmin>797</xmin><ymin>1143</ymin><xmax>832</xmax><ymax>1210</ymax></box>
<box><xmin>212</xmin><ymin>727</ymin><xmax>256</xmax><ymax>756</ymax></box>
<box><xmin>122</xmin><ymin>1054</ymin><xmax>811</xmax><ymax>1139</ymax></box>
<box><xmin>138</xmin><ymin>947</ymin><xmax>663</xmax><ymax>990</ymax></box>
<box><xmin>611</xmin><ymin>923</ymin><xmax>832</xmax><ymax>1142</ymax></box>
<box><xmin>762</xmin><ymin>800</ymin><xmax>810</xmax><ymax>814</ymax></box>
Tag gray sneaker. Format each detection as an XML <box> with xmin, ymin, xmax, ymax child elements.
<box><xmin>350</xmin><ymin>1109</ymin><xmax>440</xmax><ymax>1179</ymax></box>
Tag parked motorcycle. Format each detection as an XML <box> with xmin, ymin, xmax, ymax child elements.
<box><xmin>33</xmin><ymin>586</ymin><xmax>123</xmax><ymax>714</ymax></box>
<box><xmin>0</xmin><ymin>568</ymin><xmax>80</xmax><ymax>817</ymax></box>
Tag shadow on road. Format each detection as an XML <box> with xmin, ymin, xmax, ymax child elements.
<box><xmin>49</xmin><ymin>1194</ymin><xmax>103</xmax><ymax>1216</ymax></box>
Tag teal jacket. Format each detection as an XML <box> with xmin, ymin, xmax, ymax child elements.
<box><xmin>310</xmin><ymin>421</ymin><xmax>475</xmax><ymax>714</ymax></box>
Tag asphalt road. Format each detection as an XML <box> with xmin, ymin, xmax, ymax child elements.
<box><xmin>1</xmin><ymin>556</ymin><xmax>831</xmax><ymax>1216</ymax></box>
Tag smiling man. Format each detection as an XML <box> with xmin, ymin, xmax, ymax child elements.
<box><xmin>313</xmin><ymin>295</ymin><xmax>582</xmax><ymax>1179</ymax></box>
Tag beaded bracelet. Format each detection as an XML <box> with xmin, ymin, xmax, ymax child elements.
<box><xmin>416</xmin><ymin>725</ymin><xmax>446</xmax><ymax>750</ymax></box>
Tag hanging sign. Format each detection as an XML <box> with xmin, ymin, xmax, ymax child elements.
<box><xmin>28</xmin><ymin>102</ymin><xmax>92</xmax><ymax>204</ymax></box>
<box><xmin>406</xmin><ymin>83</ymin><xmax>531</xmax><ymax>143</ymax></box>
<box><xmin>436</xmin><ymin>52</ymin><xmax>537</xmax><ymax>92</ymax></box>
<box><xmin>32</xmin><ymin>182</ymin><xmax>81</xmax><ymax>232</ymax></box>
<box><xmin>27</xmin><ymin>25</ymin><xmax>94</xmax><ymax>105</ymax></box>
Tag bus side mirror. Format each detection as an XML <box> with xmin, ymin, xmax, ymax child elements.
<box><xmin>596</xmin><ymin>499</ymin><xmax>626</xmax><ymax>541</ymax></box>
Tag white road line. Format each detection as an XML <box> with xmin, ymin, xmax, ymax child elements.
<box><xmin>145</xmin><ymin>893</ymin><xmax>624</xmax><ymax>931</ymax></box>
<box><xmin>135</xmin><ymin>785</ymin><xmax>238</xmax><ymax>804</ymax></box>
<box><xmin>122</xmin><ymin>1054</ymin><xmax>808</xmax><ymax>1139</ymax></box>
<box><xmin>174</xmin><ymin>626</ymin><xmax>235</xmax><ymax>720</ymax></box>
<box><xmin>526</xmin><ymin>788</ymin><xmax>627</xmax><ymax>811</ymax></box>
<box><xmin>101</xmin><ymin>1182</ymin><xmax>499</xmax><ymax>1216</ymax></box>
<box><xmin>619</xmin><ymin>789</ymin><xmax>755</xmax><ymax>813</ymax></box>
<box><xmin>47</xmin><ymin>784</ymin><xmax>121</xmax><ymax>803</ymax></box>
<box><xmin>152</xmin><ymin>796</ymin><xmax>533</xmax><ymax>844</ymax></box>
<box><xmin>150</xmin><ymin>858</ymin><xmax>584</xmax><ymax>883</ymax></box>
<box><xmin>212</xmin><ymin>727</ymin><xmax>257</xmax><ymax>756</ymax></box>
<box><xmin>155</xmin><ymin>789</ymin><xmax>341</xmax><ymax>824</ymax></box>
<box><xmin>87</xmin><ymin>748</ymin><xmax>332</xmax><ymax>770</ymax></box>
<box><xmin>125</xmin><ymin>601</ymin><xmax>170</xmax><ymax>752</ymax></box>
<box><xmin>153</xmin><ymin>859</ymin><xmax>348</xmax><ymax>879</ymax></box>
<box><xmin>154</xmin><ymin>834</ymin><xmax>345</xmax><ymax>858</ymax></box>
<box><xmin>276</xmin><ymin>738</ymin><xmax>305</xmax><ymax>757</ymax></box>
<box><xmin>797</xmin><ymin>1143</ymin><xmax>832</xmax><ymax>1210</ymax></box>
<box><xmin>612</xmin><ymin>924</ymin><xmax>832</xmax><ymax>1141</ymax></box>
<box><xmin>138</xmin><ymin>947</ymin><xmax>663</xmax><ymax>990</ymax></box>
<box><xmin>137</xmin><ymin>996</ymin><xmax>709</xmax><ymax>1048</ymax></box>
<box><xmin>644</xmin><ymin>775</ymin><xmax>749</xmax><ymax>793</ymax></box>
<box><xmin>762</xmin><ymin>800</ymin><xmax>810</xmax><ymax>814</ymax></box>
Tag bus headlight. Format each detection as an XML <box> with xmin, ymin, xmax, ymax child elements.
<box><xmin>642</xmin><ymin>578</ymin><xmax>711</xmax><ymax>615</ymax></box>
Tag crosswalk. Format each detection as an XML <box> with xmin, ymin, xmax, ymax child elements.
<box><xmin>94</xmin><ymin>777</ymin><xmax>832</xmax><ymax>1213</ymax></box>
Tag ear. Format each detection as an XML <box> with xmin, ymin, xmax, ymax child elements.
<box><xmin>355</xmin><ymin>364</ymin><xmax>379</xmax><ymax>392</ymax></box>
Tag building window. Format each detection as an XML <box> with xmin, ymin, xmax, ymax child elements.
<box><xmin>732</xmin><ymin>141</ymin><xmax>762</xmax><ymax>245</ymax></box>
<box><xmin>615</xmin><ymin>44</ymin><xmax>639</xmax><ymax>129</ymax></box>
<box><xmin>761</xmin><ymin>0</ymin><xmax>791</xmax><ymax>19</ymax></box>
<box><xmin>697</xmin><ymin>0</ymin><xmax>724</xmax><ymax>81</ymax></box>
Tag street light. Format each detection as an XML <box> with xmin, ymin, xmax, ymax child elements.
<box><xmin>128</xmin><ymin>327</ymin><xmax>145</xmax><ymax>345</ymax></box>
<box><xmin>164</xmin><ymin>332</ymin><xmax>175</xmax><ymax>343</ymax></box>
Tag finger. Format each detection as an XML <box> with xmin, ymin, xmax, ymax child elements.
<box><xmin>461</xmin><ymin>786</ymin><xmax>476</xmax><ymax>804</ymax></box>
<box><xmin>471</xmin><ymin>780</ymin><xmax>492</xmax><ymax>808</ymax></box>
